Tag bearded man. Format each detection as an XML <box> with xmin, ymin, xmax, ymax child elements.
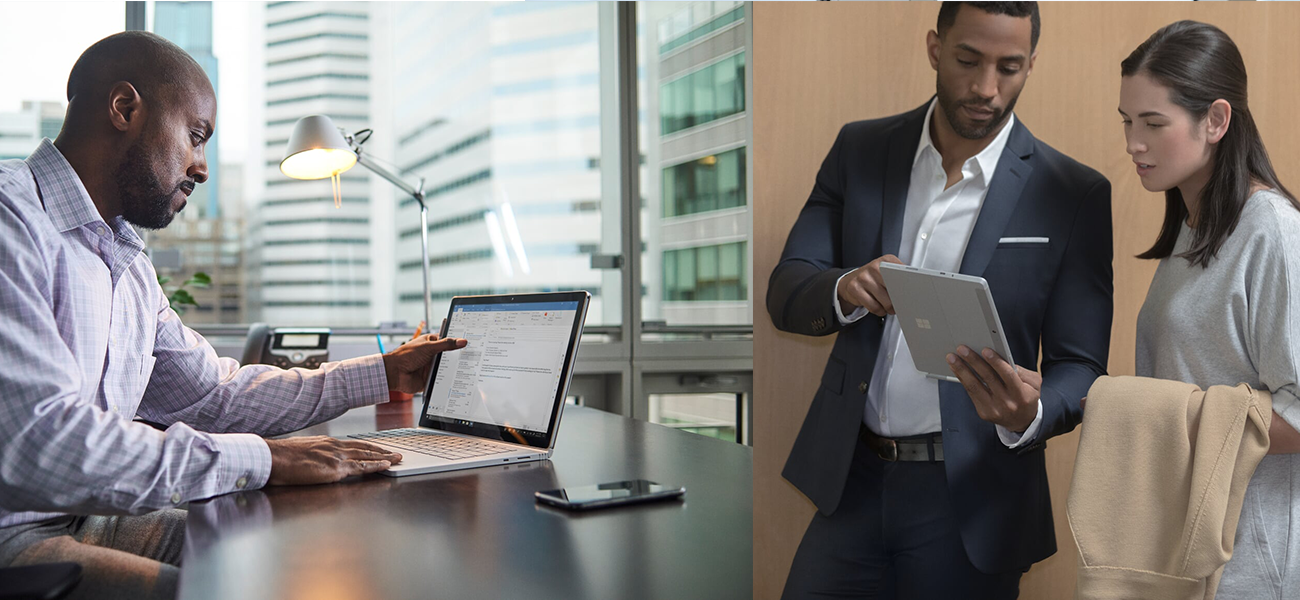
<box><xmin>0</xmin><ymin>31</ymin><xmax>466</xmax><ymax>599</ymax></box>
<box><xmin>769</xmin><ymin>3</ymin><xmax>1113</xmax><ymax>598</ymax></box>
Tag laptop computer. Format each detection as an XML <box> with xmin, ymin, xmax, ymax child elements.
<box><xmin>350</xmin><ymin>291</ymin><xmax>591</xmax><ymax>477</ymax></box>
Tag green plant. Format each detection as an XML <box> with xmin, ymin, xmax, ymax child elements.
<box><xmin>158</xmin><ymin>272</ymin><xmax>211</xmax><ymax>315</ymax></box>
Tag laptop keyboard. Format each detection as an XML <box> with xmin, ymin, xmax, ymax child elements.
<box><xmin>349</xmin><ymin>429</ymin><xmax>514</xmax><ymax>460</ymax></box>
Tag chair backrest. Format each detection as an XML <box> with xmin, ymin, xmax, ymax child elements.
<box><xmin>240</xmin><ymin>322</ymin><xmax>271</xmax><ymax>366</ymax></box>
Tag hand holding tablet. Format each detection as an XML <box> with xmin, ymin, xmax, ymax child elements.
<box><xmin>946</xmin><ymin>344</ymin><xmax>1041</xmax><ymax>433</ymax></box>
<box><xmin>877</xmin><ymin>263</ymin><xmax>1015</xmax><ymax>382</ymax></box>
<box><xmin>878</xmin><ymin>263</ymin><xmax>1040</xmax><ymax>432</ymax></box>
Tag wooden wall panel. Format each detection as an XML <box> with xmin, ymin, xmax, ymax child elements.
<box><xmin>752</xmin><ymin>3</ymin><xmax>1300</xmax><ymax>599</ymax></box>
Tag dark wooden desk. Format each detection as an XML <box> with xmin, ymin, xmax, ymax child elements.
<box><xmin>179</xmin><ymin>402</ymin><xmax>753</xmax><ymax>600</ymax></box>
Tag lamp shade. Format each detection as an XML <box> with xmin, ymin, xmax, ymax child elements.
<box><xmin>279</xmin><ymin>115</ymin><xmax>358</xmax><ymax>180</ymax></box>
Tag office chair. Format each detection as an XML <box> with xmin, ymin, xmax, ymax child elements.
<box><xmin>0</xmin><ymin>563</ymin><xmax>82</xmax><ymax>600</ymax></box>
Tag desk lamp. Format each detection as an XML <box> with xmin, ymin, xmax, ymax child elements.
<box><xmin>280</xmin><ymin>115</ymin><xmax>432</xmax><ymax>328</ymax></box>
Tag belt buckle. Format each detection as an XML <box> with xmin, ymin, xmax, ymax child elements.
<box><xmin>879</xmin><ymin>439</ymin><xmax>898</xmax><ymax>462</ymax></box>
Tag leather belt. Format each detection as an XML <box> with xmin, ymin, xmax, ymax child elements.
<box><xmin>859</xmin><ymin>425</ymin><xmax>944</xmax><ymax>462</ymax></box>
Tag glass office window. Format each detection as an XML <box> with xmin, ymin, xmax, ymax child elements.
<box><xmin>381</xmin><ymin>1</ymin><xmax>620</xmax><ymax>329</ymax></box>
<box><xmin>662</xmin><ymin>241</ymin><xmax>746</xmax><ymax>302</ymax></box>
<box><xmin>657</xmin><ymin>4</ymin><xmax>743</xmax><ymax>56</ymax></box>
<box><xmin>128</xmin><ymin>1</ymin><xmax>622</xmax><ymax>330</ymax></box>
<box><xmin>659</xmin><ymin>51</ymin><xmax>745</xmax><ymax>136</ymax></box>
<box><xmin>639</xmin><ymin>1</ymin><xmax>751</xmax><ymax>329</ymax></box>
<box><xmin>648</xmin><ymin>392</ymin><xmax>740</xmax><ymax>442</ymax></box>
<box><xmin>0</xmin><ymin>3</ymin><xmax>124</xmax><ymax>159</ymax></box>
<box><xmin>662</xmin><ymin>146</ymin><xmax>746</xmax><ymax>218</ymax></box>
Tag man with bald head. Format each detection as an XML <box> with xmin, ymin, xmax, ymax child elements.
<box><xmin>60</xmin><ymin>28</ymin><xmax>217</xmax><ymax>231</ymax></box>
<box><xmin>0</xmin><ymin>32</ymin><xmax>466</xmax><ymax>599</ymax></box>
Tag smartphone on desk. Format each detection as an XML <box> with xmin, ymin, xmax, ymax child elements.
<box><xmin>535</xmin><ymin>479</ymin><xmax>685</xmax><ymax>511</ymax></box>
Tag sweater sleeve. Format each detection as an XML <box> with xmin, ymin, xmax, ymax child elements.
<box><xmin>1249</xmin><ymin>199</ymin><xmax>1300</xmax><ymax>431</ymax></box>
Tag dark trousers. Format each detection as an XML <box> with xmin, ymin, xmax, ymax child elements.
<box><xmin>781</xmin><ymin>430</ymin><xmax>1023</xmax><ymax>600</ymax></box>
<box><xmin>0</xmin><ymin>509</ymin><xmax>185</xmax><ymax>600</ymax></box>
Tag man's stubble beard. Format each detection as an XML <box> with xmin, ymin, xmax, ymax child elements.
<box><xmin>935</xmin><ymin>76</ymin><xmax>1019</xmax><ymax>141</ymax></box>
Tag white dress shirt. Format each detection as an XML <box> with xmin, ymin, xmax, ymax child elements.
<box><xmin>833</xmin><ymin>99</ymin><xmax>1042</xmax><ymax>447</ymax></box>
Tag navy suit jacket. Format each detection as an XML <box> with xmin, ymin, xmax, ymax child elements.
<box><xmin>768</xmin><ymin>101</ymin><xmax>1113</xmax><ymax>574</ymax></box>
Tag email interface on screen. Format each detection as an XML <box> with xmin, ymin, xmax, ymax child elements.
<box><xmin>425</xmin><ymin>301</ymin><xmax>579</xmax><ymax>435</ymax></box>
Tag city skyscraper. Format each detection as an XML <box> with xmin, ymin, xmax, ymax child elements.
<box><xmin>240</xmin><ymin>1</ymin><xmax>748</xmax><ymax>331</ymax></box>
<box><xmin>641</xmin><ymin>1</ymin><xmax>750</xmax><ymax>327</ymax></box>
<box><xmin>372</xmin><ymin>1</ymin><xmax>749</xmax><ymax>329</ymax></box>
<box><xmin>382</xmin><ymin>2</ymin><xmax>610</xmax><ymax>327</ymax></box>
<box><xmin>254</xmin><ymin>1</ymin><xmax>373</xmax><ymax>326</ymax></box>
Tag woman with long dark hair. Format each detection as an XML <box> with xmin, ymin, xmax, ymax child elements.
<box><xmin>1119</xmin><ymin>20</ymin><xmax>1300</xmax><ymax>595</ymax></box>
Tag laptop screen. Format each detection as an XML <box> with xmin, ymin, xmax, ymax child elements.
<box><xmin>421</xmin><ymin>296</ymin><xmax>584</xmax><ymax>447</ymax></box>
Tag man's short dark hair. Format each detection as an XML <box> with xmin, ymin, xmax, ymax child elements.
<box><xmin>65</xmin><ymin>31</ymin><xmax>208</xmax><ymax>117</ymax></box>
<box><xmin>937</xmin><ymin>2</ymin><xmax>1040</xmax><ymax>52</ymax></box>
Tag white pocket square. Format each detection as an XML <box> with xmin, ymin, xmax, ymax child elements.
<box><xmin>998</xmin><ymin>237</ymin><xmax>1050</xmax><ymax>244</ymax></box>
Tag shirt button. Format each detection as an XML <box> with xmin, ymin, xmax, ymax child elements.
<box><xmin>171</xmin><ymin>492</ymin><xmax>182</xmax><ymax>504</ymax></box>
<box><xmin>236</xmin><ymin>477</ymin><xmax>248</xmax><ymax>489</ymax></box>
<box><xmin>920</xmin><ymin>232</ymin><xmax>929</xmax><ymax>241</ymax></box>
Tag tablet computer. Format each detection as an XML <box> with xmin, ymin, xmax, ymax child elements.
<box><xmin>878</xmin><ymin>262</ymin><xmax>1015</xmax><ymax>383</ymax></box>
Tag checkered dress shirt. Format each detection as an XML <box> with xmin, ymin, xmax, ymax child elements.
<box><xmin>0</xmin><ymin>140</ymin><xmax>389</xmax><ymax>528</ymax></box>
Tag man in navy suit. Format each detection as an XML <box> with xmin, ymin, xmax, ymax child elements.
<box><xmin>769</xmin><ymin>3</ymin><xmax>1112</xmax><ymax>598</ymax></box>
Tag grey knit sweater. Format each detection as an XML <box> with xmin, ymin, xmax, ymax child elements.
<box><xmin>1136</xmin><ymin>189</ymin><xmax>1300</xmax><ymax>599</ymax></box>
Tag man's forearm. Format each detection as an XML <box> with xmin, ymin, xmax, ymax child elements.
<box><xmin>140</xmin><ymin>354</ymin><xmax>390</xmax><ymax>437</ymax></box>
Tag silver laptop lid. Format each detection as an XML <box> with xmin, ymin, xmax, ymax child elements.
<box><xmin>417</xmin><ymin>291</ymin><xmax>590</xmax><ymax>450</ymax></box>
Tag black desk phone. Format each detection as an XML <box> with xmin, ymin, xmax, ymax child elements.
<box><xmin>241</xmin><ymin>324</ymin><xmax>330</xmax><ymax>369</ymax></box>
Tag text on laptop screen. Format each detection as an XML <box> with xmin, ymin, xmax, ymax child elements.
<box><xmin>424</xmin><ymin>301</ymin><xmax>579</xmax><ymax>434</ymax></box>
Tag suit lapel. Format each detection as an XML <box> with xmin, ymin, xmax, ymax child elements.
<box><xmin>958</xmin><ymin>120</ymin><xmax>1036</xmax><ymax>277</ymax></box>
<box><xmin>880</xmin><ymin>103</ymin><xmax>929</xmax><ymax>256</ymax></box>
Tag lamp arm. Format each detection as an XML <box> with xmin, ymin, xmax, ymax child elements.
<box><xmin>354</xmin><ymin>151</ymin><xmax>425</xmax><ymax>205</ymax></box>
<box><xmin>351</xmin><ymin>145</ymin><xmax>432</xmax><ymax>328</ymax></box>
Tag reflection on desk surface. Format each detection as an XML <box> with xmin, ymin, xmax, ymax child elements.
<box><xmin>180</xmin><ymin>405</ymin><xmax>752</xmax><ymax>600</ymax></box>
